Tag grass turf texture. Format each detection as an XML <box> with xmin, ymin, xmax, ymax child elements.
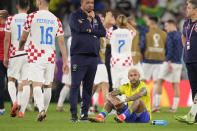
<box><xmin>0</xmin><ymin>103</ymin><xmax>196</xmax><ymax>131</ymax></box>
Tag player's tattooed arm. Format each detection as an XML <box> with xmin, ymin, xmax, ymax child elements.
<box><xmin>19</xmin><ymin>31</ymin><xmax>29</xmax><ymax>50</ymax></box>
<box><xmin>124</xmin><ymin>88</ymin><xmax>147</xmax><ymax>102</ymax></box>
<box><xmin>106</xmin><ymin>90</ymin><xmax>121</xmax><ymax>102</ymax></box>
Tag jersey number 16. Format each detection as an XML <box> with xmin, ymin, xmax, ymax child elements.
<box><xmin>40</xmin><ymin>26</ymin><xmax>53</xmax><ymax>45</ymax></box>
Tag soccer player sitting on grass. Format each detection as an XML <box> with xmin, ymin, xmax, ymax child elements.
<box><xmin>88</xmin><ymin>68</ymin><xmax>152</xmax><ymax>123</ymax></box>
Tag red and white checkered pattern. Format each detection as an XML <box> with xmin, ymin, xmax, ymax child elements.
<box><xmin>56</xmin><ymin>18</ymin><xmax>64</xmax><ymax>37</ymax></box>
<box><xmin>122</xmin><ymin>56</ymin><xmax>132</xmax><ymax>66</ymax></box>
<box><xmin>28</xmin><ymin>41</ymin><xmax>45</xmax><ymax>63</ymax></box>
<box><xmin>9</xmin><ymin>44</ymin><xmax>16</xmax><ymax>57</ymax></box>
<box><xmin>48</xmin><ymin>50</ymin><xmax>56</xmax><ymax>64</ymax></box>
<box><xmin>111</xmin><ymin>56</ymin><xmax>132</xmax><ymax>67</ymax></box>
<box><xmin>106</xmin><ymin>27</ymin><xmax>113</xmax><ymax>39</ymax></box>
<box><xmin>5</xmin><ymin>13</ymin><xmax>29</xmax><ymax>57</ymax></box>
<box><xmin>24</xmin><ymin>12</ymin><xmax>37</xmax><ymax>32</ymax></box>
<box><xmin>5</xmin><ymin>16</ymin><xmax>13</xmax><ymax>32</ymax></box>
<box><xmin>23</xmin><ymin>10</ymin><xmax>64</xmax><ymax>63</ymax></box>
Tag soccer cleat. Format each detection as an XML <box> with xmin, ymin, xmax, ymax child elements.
<box><xmin>56</xmin><ymin>107</ymin><xmax>66</xmax><ymax>112</ymax></box>
<box><xmin>18</xmin><ymin>112</ymin><xmax>24</xmax><ymax>118</ymax></box>
<box><xmin>79</xmin><ymin>114</ymin><xmax>88</xmax><ymax>121</ymax></box>
<box><xmin>175</xmin><ymin>113</ymin><xmax>195</xmax><ymax>124</ymax></box>
<box><xmin>151</xmin><ymin>106</ymin><xmax>160</xmax><ymax>113</ymax></box>
<box><xmin>70</xmin><ymin>114</ymin><xmax>78</xmax><ymax>122</ymax></box>
<box><xmin>166</xmin><ymin>108</ymin><xmax>177</xmax><ymax>113</ymax></box>
<box><xmin>10</xmin><ymin>102</ymin><xmax>19</xmax><ymax>117</ymax></box>
<box><xmin>88</xmin><ymin>115</ymin><xmax>104</xmax><ymax>123</ymax></box>
<box><xmin>37</xmin><ymin>110</ymin><xmax>46</xmax><ymax>122</ymax></box>
<box><xmin>114</xmin><ymin>115</ymin><xmax>125</xmax><ymax>123</ymax></box>
<box><xmin>0</xmin><ymin>110</ymin><xmax>6</xmax><ymax>115</ymax></box>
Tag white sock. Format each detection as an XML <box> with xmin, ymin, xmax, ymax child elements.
<box><xmin>80</xmin><ymin>86</ymin><xmax>83</xmax><ymax>99</ymax></box>
<box><xmin>17</xmin><ymin>91</ymin><xmax>22</xmax><ymax>106</ymax></box>
<box><xmin>43</xmin><ymin>88</ymin><xmax>52</xmax><ymax>112</ymax></box>
<box><xmin>33</xmin><ymin>86</ymin><xmax>44</xmax><ymax>113</ymax></box>
<box><xmin>172</xmin><ymin>97</ymin><xmax>180</xmax><ymax>110</ymax></box>
<box><xmin>188</xmin><ymin>94</ymin><xmax>197</xmax><ymax>119</ymax></box>
<box><xmin>93</xmin><ymin>92</ymin><xmax>99</xmax><ymax>106</ymax></box>
<box><xmin>20</xmin><ymin>85</ymin><xmax>30</xmax><ymax>113</ymax></box>
<box><xmin>155</xmin><ymin>94</ymin><xmax>161</xmax><ymax>107</ymax></box>
<box><xmin>152</xmin><ymin>83</ymin><xmax>157</xmax><ymax>107</ymax></box>
<box><xmin>57</xmin><ymin>86</ymin><xmax>70</xmax><ymax>107</ymax></box>
<box><xmin>8</xmin><ymin>81</ymin><xmax>17</xmax><ymax>104</ymax></box>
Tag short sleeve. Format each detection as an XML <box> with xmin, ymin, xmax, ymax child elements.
<box><xmin>5</xmin><ymin>16</ymin><xmax>13</xmax><ymax>32</ymax></box>
<box><xmin>56</xmin><ymin>18</ymin><xmax>64</xmax><ymax>37</ymax></box>
<box><xmin>24</xmin><ymin>12</ymin><xmax>36</xmax><ymax>32</ymax></box>
<box><xmin>118</xmin><ymin>85</ymin><xmax>126</xmax><ymax>95</ymax></box>
<box><xmin>130</xmin><ymin>29</ymin><xmax>136</xmax><ymax>37</ymax></box>
<box><xmin>106</xmin><ymin>28</ymin><xmax>113</xmax><ymax>39</ymax></box>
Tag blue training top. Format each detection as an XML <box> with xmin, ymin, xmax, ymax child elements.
<box><xmin>183</xmin><ymin>19</ymin><xmax>197</xmax><ymax>63</ymax></box>
<box><xmin>165</xmin><ymin>31</ymin><xmax>183</xmax><ymax>64</ymax></box>
<box><xmin>69</xmin><ymin>8</ymin><xmax>106</xmax><ymax>57</ymax></box>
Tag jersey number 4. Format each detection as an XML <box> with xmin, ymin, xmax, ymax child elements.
<box><xmin>40</xmin><ymin>26</ymin><xmax>53</xmax><ymax>45</ymax></box>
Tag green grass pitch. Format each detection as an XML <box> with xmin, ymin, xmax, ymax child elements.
<box><xmin>0</xmin><ymin>103</ymin><xmax>196</xmax><ymax>131</ymax></box>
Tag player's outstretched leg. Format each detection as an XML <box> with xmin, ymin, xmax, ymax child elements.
<box><xmin>88</xmin><ymin>100</ymin><xmax>114</xmax><ymax>123</ymax></box>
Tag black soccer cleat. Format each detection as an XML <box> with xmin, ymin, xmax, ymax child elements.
<box><xmin>79</xmin><ymin>114</ymin><xmax>88</xmax><ymax>121</ymax></box>
<box><xmin>70</xmin><ymin>114</ymin><xmax>78</xmax><ymax>122</ymax></box>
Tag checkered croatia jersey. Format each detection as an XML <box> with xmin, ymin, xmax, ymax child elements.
<box><xmin>5</xmin><ymin>13</ymin><xmax>29</xmax><ymax>57</ymax></box>
<box><xmin>23</xmin><ymin>10</ymin><xmax>64</xmax><ymax>64</ymax></box>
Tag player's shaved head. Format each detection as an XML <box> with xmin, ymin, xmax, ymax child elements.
<box><xmin>128</xmin><ymin>68</ymin><xmax>140</xmax><ymax>76</ymax></box>
<box><xmin>128</xmin><ymin>68</ymin><xmax>140</xmax><ymax>86</ymax></box>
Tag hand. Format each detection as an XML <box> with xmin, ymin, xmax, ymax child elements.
<box><xmin>18</xmin><ymin>46</ymin><xmax>24</xmax><ymax>51</ymax></box>
<box><xmin>3</xmin><ymin>57</ymin><xmax>9</xmax><ymax>68</ymax></box>
<box><xmin>78</xmin><ymin>19</ymin><xmax>83</xmax><ymax>24</ymax></box>
<box><xmin>88</xmin><ymin>11</ymin><xmax>95</xmax><ymax>18</ymax></box>
<box><xmin>62</xmin><ymin>61</ymin><xmax>69</xmax><ymax>74</ymax></box>
<box><xmin>168</xmin><ymin>61</ymin><xmax>173</xmax><ymax>72</ymax></box>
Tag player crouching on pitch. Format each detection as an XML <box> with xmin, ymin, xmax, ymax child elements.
<box><xmin>88</xmin><ymin>68</ymin><xmax>152</xmax><ymax>123</ymax></box>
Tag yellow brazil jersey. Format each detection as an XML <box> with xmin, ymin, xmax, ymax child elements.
<box><xmin>118</xmin><ymin>81</ymin><xmax>152</xmax><ymax>120</ymax></box>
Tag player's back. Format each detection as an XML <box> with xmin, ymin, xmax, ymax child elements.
<box><xmin>24</xmin><ymin>10</ymin><xmax>63</xmax><ymax>63</ymax></box>
<box><xmin>110</xmin><ymin>28</ymin><xmax>135</xmax><ymax>57</ymax></box>
<box><xmin>5</xmin><ymin>13</ymin><xmax>28</xmax><ymax>56</ymax></box>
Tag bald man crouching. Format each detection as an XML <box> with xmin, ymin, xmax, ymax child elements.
<box><xmin>88</xmin><ymin>68</ymin><xmax>152</xmax><ymax>123</ymax></box>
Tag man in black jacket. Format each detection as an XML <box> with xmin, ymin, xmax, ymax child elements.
<box><xmin>69</xmin><ymin>0</ymin><xmax>106</xmax><ymax>122</ymax></box>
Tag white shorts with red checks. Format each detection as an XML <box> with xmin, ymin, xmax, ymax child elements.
<box><xmin>7</xmin><ymin>55</ymin><xmax>28</xmax><ymax>81</ymax></box>
<box><xmin>28</xmin><ymin>61</ymin><xmax>55</xmax><ymax>85</ymax></box>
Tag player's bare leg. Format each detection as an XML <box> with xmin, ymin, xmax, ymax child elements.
<box><xmin>101</xmin><ymin>82</ymin><xmax>109</xmax><ymax>103</ymax></box>
<box><xmin>167</xmin><ymin>83</ymin><xmax>180</xmax><ymax>113</ymax></box>
<box><xmin>88</xmin><ymin>96</ymin><xmax>124</xmax><ymax>123</ymax></box>
<box><xmin>57</xmin><ymin>84</ymin><xmax>70</xmax><ymax>112</ymax></box>
<box><xmin>152</xmin><ymin>79</ymin><xmax>164</xmax><ymax>113</ymax></box>
<box><xmin>8</xmin><ymin>77</ymin><xmax>18</xmax><ymax>117</ymax></box>
<box><xmin>91</xmin><ymin>84</ymin><xmax>101</xmax><ymax>113</ymax></box>
<box><xmin>114</xmin><ymin>99</ymin><xmax>146</xmax><ymax>123</ymax></box>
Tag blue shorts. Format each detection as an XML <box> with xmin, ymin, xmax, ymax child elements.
<box><xmin>117</xmin><ymin>105</ymin><xmax>150</xmax><ymax>123</ymax></box>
